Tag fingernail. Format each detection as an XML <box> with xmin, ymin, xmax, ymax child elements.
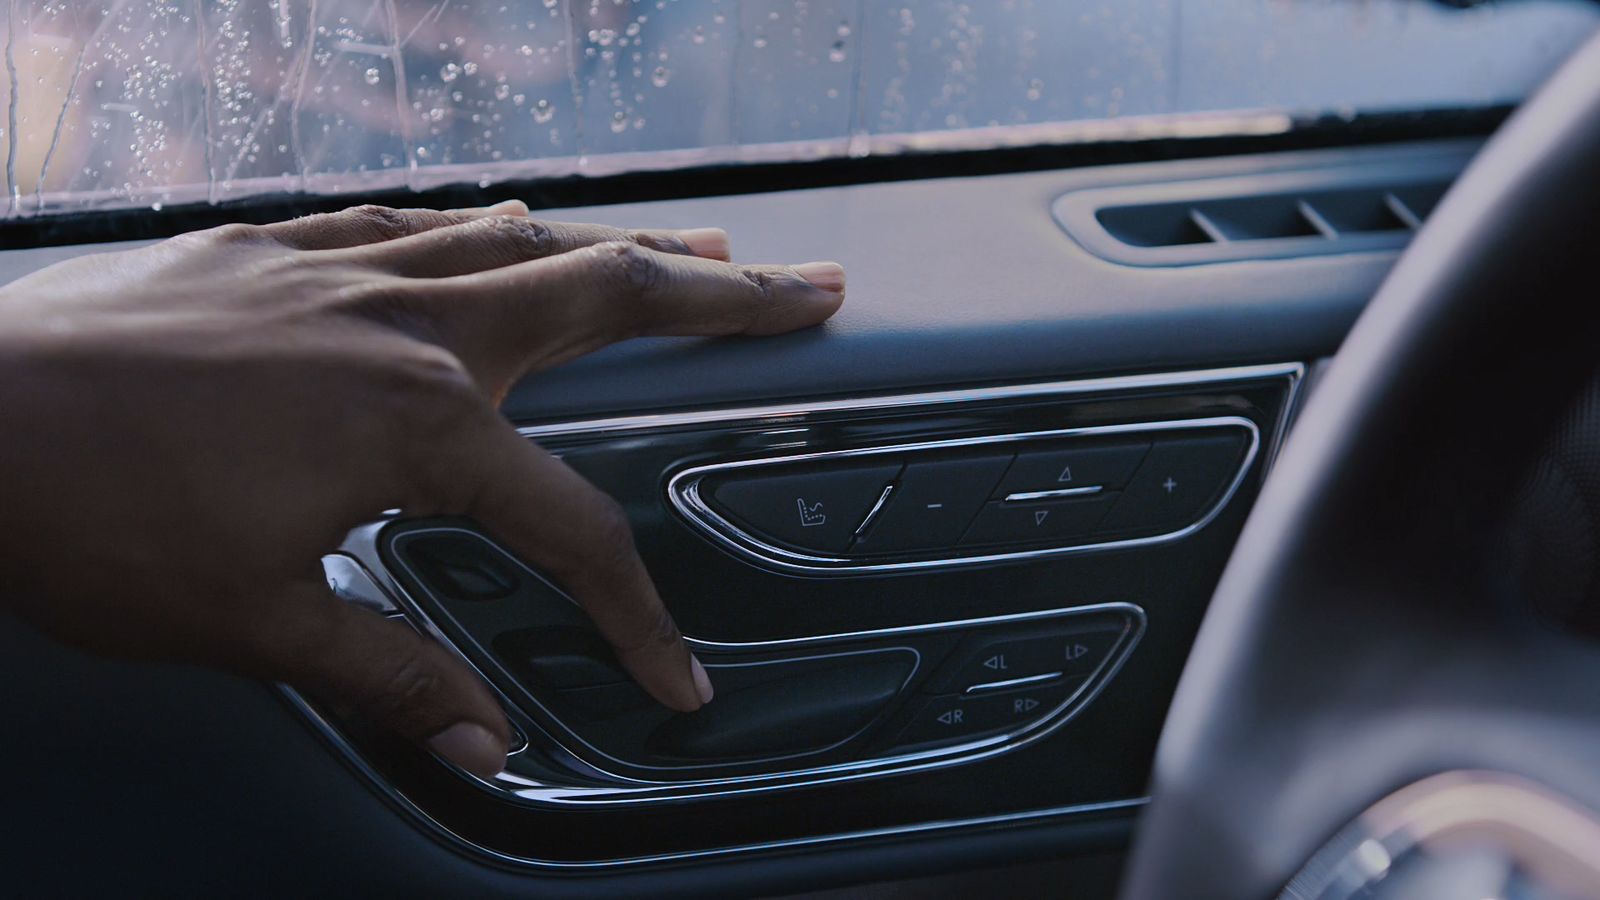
<box><xmin>792</xmin><ymin>261</ymin><xmax>846</xmax><ymax>293</ymax></box>
<box><xmin>426</xmin><ymin>722</ymin><xmax>506</xmax><ymax>778</ymax></box>
<box><xmin>690</xmin><ymin>655</ymin><xmax>715</xmax><ymax>706</ymax></box>
<box><xmin>485</xmin><ymin>198</ymin><xmax>529</xmax><ymax>216</ymax></box>
<box><xmin>677</xmin><ymin>227</ymin><xmax>730</xmax><ymax>260</ymax></box>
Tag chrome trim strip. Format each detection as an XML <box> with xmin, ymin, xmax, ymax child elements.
<box><xmin>1004</xmin><ymin>486</ymin><xmax>1104</xmax><ymax>502</ymax></box>
<box><xmin>1263</xmin><ymin>360</ymin><xmax>1310</xmax><ymax>474</ymax></box>
<box><xmin>514</xmin><ymin>362</ymin><xmax>1304</xmax><ymax>440</ymax></box>
<box><xmin>965</xmin><ymin>672</ymin><xmax>1065</xmax><ymax>694</ymax></box>
<box><xmin>854</xmin><ymin>484</ymin><xmax>896</xmax><ymax>537</ymax></box>
<box><xmin>287</xmin><ymin>683</ymin><xmax>1151</xmax><ymax>870</ymax></box>
<box><xmin>668</xmin><ymin>416</ymin><xmax>1261</xmax><ymax>575</ymax></box>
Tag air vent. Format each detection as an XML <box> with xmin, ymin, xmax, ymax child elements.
<box><xmin>1052</xmin><ymin>150</ymin><xmax>1468</xmax><ymax>267</ymax></box>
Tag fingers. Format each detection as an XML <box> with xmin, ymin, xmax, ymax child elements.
<box><xmin>329</xmin><ymin>216</ymin><xmax>731</xmax><ymax>278</ymax></box>
<box><xmin>420</xmin><ymin>242</ymin><xmax>844</xmax><ymax>376</ymax></box>
<box><xmin>264</xmin><ymin>199</ymin><xmax>530</xmax><ymax>250</ymax></box>
<box><xmin>264</xmin><ymin>579</ymin><xmax>510</xmax><ymax>777</ymax></box>
<box><xmin>421</xmin><ymin>421</ymin><xmax>713</xmax><ymax>714</ymax></box>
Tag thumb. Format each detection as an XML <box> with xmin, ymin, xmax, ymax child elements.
<box><xmin>265</xmin><ymin>580</ymin><xmax>510</xmax><ymax>778</ymax></box>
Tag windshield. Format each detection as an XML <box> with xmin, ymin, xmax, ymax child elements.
<box><xmin>1</xmin><ymin>0</ymin><xmax>1595</xmax><ymax>219</ymax></box>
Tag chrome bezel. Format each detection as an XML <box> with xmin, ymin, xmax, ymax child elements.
<box><xmin>360</xmin><ymin>525</ymin><xmax>1148</xmax><ymax>804</ymax></box>
<box><xmin>667</xmin><ymin>415</ymin><xmax>1262</xmax><ymax>574</ymax></box>
<box><xmin>1281</xmin><ymin>771</ymin><xmax>1600</xmax><ymax>899</ymax></box>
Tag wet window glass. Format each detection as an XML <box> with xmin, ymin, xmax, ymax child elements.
<box><xmin>0</xmin><ymin>0</ymin><xmax>1594</xmax><ymax>217</ymax></box>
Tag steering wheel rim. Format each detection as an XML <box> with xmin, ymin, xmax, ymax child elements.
<box><xmin>1122</xmin><ymin>30</ymin><xmax>1600</xmax><ymax>900</ymax></box>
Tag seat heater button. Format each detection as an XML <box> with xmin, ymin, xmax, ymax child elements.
<box><xmin>1097</xmin><ymin>431</ymin><xmax>1248</xmax><ymax>535</ymax></box>
<box><xmin>993</xmin><ymin>439</ymin><xmax>1150</xmax><ymax>497</ymax></box>
<box><xmin>853</xmin><ymin>453</ymin><xmax>1012</xmax><ymax>553</ymax></box>
<box><xmin>705</xmin><ymin>462</ymin><xmax>902</xmax><ymax>554</ymax></box>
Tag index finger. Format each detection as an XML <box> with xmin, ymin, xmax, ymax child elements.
<box><xmin>414</xmin><ymin>242</ymin><xmax>846</xmax><ymax>381</ymax></box>
<box><xmin>417</xmin><ymin>416</ymin><xmax>712</xmax><ymax>713</ymax></box>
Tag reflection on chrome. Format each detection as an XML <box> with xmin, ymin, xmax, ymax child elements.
<box><xmin>1282</xmin><ymin>771</ymin><xmax>1600</xmax><ymax>900</ymax></box>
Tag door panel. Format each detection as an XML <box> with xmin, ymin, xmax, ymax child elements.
<box><xmin>0</xmin><ymin>137</ymin><xmax>1470</xmax><ymax>896</ymax></box>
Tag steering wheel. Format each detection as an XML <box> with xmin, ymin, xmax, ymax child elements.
<box><xmin>1122</xmin><ymin>31</ymin><xmax>1600</xmax><ymax>900</ymax></box>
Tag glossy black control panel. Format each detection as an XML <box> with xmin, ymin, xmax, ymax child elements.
<box><xmin>382</xmin><ymin>525</ymin><xmax>1140</xmax><ymax>784</ymax></box>
<box><xmin>671</xmin><ymin>418</ymin><xmax>1257</xmax><ymax>572</ymax></box>
<box><xmin>287</xmin><ymin>364</ymin><xmax>1298</xmax><ymax>866</ymax></box>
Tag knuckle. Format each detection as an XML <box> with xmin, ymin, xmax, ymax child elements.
<box><xmin>372</xmin><ymin>643</ymin><xmax>443</xmax><ymax>719</ymax></box>
<box><xmin>551</xmin><ymin>492</ymin><xmax>640</xmax><ymax>581</ymax></box>
<box><xmin>199</xmin><ymin>222</ymin><xmax>267</xmax><ymax>245</ymax></box>
<box><xmin>739</xmin><ymin>267</ymin><xmax>780</xmax><ymax>305</ymax></box>
<box><xmin>347</xmin><ymin>204</ymin><xmax>417</xmax><ymax>242</ymax></box>
<box><xmin>630</xmin><ymin>231</ymin><xmax>691</xmax><ymax>256</ymax></box>
<box><xmin>593</xmin><ymin>241</ymin><xmax>664</xmax><ymax>299</ymax></box>
<box><xmin>609</xmin><ymin>602</ymin><xmax>683</xmax><ymax>655</ymax></box>
<box><xmin>636</xmin><ymin>604</ymin><xmax>683</xmax><ymax>652</ymax></box>
<box><xmin>481</xmin><ymin>214</ymin><xmax>554</xmax><ymax>261</ymax></box>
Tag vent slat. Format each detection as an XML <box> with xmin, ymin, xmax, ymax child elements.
<box><xmin>1091</xmin><ymin>179</ymin><xmax>1450</xmax><ymax>252</ymax></box>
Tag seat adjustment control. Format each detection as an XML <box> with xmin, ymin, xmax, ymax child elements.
<box><xmin>672</xmin><ymin>419</ymin><xmax>1256</xmax><ymax>570</ymax></box>
<box><xmin>853</xmin><ymin>453</ymin><xmax>1012</xmax><ymax>553</ymax></box>
<box><xmin>889</xmin><ymin>677</ymin><xmax>1088</xmax><ymax>750</ymax></box>
<box><xmin>646</xmin><ymin>656</ymin><xmax>915</xmax><ymax>762</ymax></box>
<box><xmin>930</xmin><ymin>627</ymin><xmax>1121</xmax><ymax>693</ymax></box>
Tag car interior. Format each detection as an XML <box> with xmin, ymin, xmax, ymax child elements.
<box><xmin>5</xmin><ymin>1</ymin><xmax>1600</xmax><ymax>897</ymax></box>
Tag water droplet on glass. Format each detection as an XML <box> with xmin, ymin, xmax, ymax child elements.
<box><xmin>364</xmin><ymin>67</ymin><xmax>382</xmax><ymax>85</ymax></box>
<box><xmin>828</xmin><ymin>41</ymin><xmax>847</xmax><ymax>63</ymax></box>
<box><xmin>610</xmin><ymin>110</ymin><xmax>628</xmax><ymax>133</ymax></box>
<box><xmin>440</xmin><ymin>62</ymin><xmax>461</xmax><ymax>82</ymax></box>
<box><xmin>494</xmin><ymin>83</ymin><xmax>511</xmax><ymax>100</ymax></box>
<box><xmin>651</xmin><ymin>66</ymin><xmax>670</xmax><ymax>87</ymax></box>
<box><xmin>532</xmin><ymin>98</ymin><xmax>555</xmax><ymax>123</ymax></box>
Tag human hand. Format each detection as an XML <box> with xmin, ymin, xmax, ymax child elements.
<box><xmin>0</xmin><ymin>201</ymin><xmax>845</xmax><ymax>777</ymax></box>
